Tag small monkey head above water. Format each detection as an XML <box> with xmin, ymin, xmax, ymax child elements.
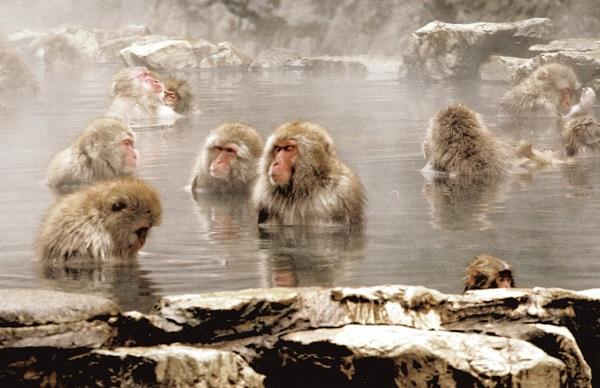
<box><xmin>192</xmin><ymin>122</ymin><xmax>263</xmax><ymax>194</ymax></box>
<box><xmin>163</xmin><ymin>77</ymin><xmax>193</xmax><ymax>114</ymax></box>
<box><xmin>37</xmin><ymin>177</ymin><xmax>162</xmax><ymax>263</ymax></box>
<box><xmin>111</xmin><ymin>66</ymin><xmax>164</xmax><ymax>100</ymax></box>
<box><xmin>464</xmin><ymin>254</ymin><xmax>514</xmax><ymax>292</ymax></box>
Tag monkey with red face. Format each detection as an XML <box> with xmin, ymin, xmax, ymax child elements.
<box><xmin>192</xmin><ymin>122</ymin><xmax>263</xmax><ymax>194</ymax></box>
<box><xmin>107</xmin><ymin>66</ymin><xmax>180</xmax><ymax>127</ymax></box>
<box><xmin>253</xmin><ymin>121</ymin><xmax>365</xmax><ymax>225</ymax></box>
<box><xmin>47</xmin><ymin>117</ymin><xmax>138</xmax><ymax>194</ymax></box>
<box><xmin>500</xmin><ymin>63</ymin><xmax>580</xmax><ymax>117</ymax></box>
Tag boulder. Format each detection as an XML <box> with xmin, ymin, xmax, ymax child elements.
<box><xmin>268</xmin><ymin>325</ymin><xmax>565</xmax><ymax>387</ymax></box>
<box><xmin>403</xmin><ymin>18</ymin><xmax>554</xmax><ymax>81</ymax></box>
<box><xmin>120</xmin><ymin>39</ymin><xmax>200</xmax><ymax>70</ymax></box>
<box><xmin>69</xmin><ymin>345</ymin><xmax>265</xmax><ymax>387</ymax></box>
<box><xmin>530</xmin><ymin>38</ymin><xmax>600</xmax><ymax>54</ymax></box>
<box><xmin>249</xmin><ymin>48</ymin><xmax>302</xmax><ymax>69</ymax></box>
<box><xmin>286</xmin><ymin>55</ymin><xmax>403</xmax><ymax>79</ymax></box>
<box><xmin>479</xmin><ymin>55</ymin><xmax>529</xmax><ymax>82</ymax></box>
<box><xmin>199</xmin><ymin>41</ymin><xmax>252</xmax><ymax>68</ymax></box>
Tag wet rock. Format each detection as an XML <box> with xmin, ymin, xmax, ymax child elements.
<box><xmin>99</xmin><ymin>34</ymin><xmax>169</xmax><ymax>63</ymax></box>
<box><xmin>69</xmin><ymin>345</ymin><xmax>265</xmax><ymax>387</ymax></box>
<box><xmin>120</xmin><ymin>39</ymin><xmax>201</xmax><ymax>70</ymax></box>
<box><xmin>9</xmin><ymin>24</ymin><xmax>152</xmax><ymax>67</ymax></box>
<box><xmin>199</xmin><ymin>41</ymin><xmax>252</xmax><ymax>68</ymax></box>
<box><xmin>0</xmin><ymin>320</ymin><xmax>113</xmax><ymax>349</ymax></box>
<box><xmin>268</xmin><ymin>324</ymin><xmax>565</xmax><ymax>387</ymax></box>
<box><xmin>403</xmin><ymin>18</ymin><xmax>554</xmax><ymax>81</ymax></box>
<box><xmin>286</xmin><ymin>55</ymin><xmax>403</xmax><ymax>79</ymax></box>
<box><xmin>249</xmin><ymin>48</ymin><xmax>302</xmax><ymax>69</ymax></box>
<box><xmin>108</xmin><ymin>311</ymin><xmax>183</xmax><ymax>347</ymax></box>
<box><xmin>530</xmin><ymin>38</ymin><xmax>600</xmax><ymax>54</ymax></box>
<box><xmin>0</xmin><ymin>288</ymin><xmax>117</xmax><ymax>326</ymax></box>
<box><xmin>479</xmin><ymin>55</ymin><xmax>529</xmax><ymax>82</ymax></box>
<box><xmin>444</xmin><ymin>321</ymin><xmax>591</xmax><ymax>387</ymax></box>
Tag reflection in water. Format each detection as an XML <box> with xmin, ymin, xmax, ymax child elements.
<box><xmin>257</xmin><ymin>226</ymin><xmax>365</xmax><ymax>288</ymax></box>
<box><xmin>422</xmin><ymin>174</ymin><xmax>508</xmax><ymax>231</ymax></box>
<box><xmin>37</xmin><ymin>260</ymin><xmax>159</xmax><ymax>312</ymax></box>
<box><xmin>192</xmin><ymin>192</ymin><xmax>252</xmax><ymax>241</ymax></box>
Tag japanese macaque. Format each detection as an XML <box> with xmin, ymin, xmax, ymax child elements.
<box><xmin>500</xmin><ymin>63</ymin><xmax>580</xmax><ymax>117</ymax></box>
<box><xmin>253</xmin><ymin>121</ymin><xmax>366</xmax><ymax>225</ymax></box>
<box><xmin>36</xmin><ymin>177</ymin><xmax>162</xmax><ymax>263</ymax></box>
<box><xmin>423</xmin><ymin>104</ymin><xmax>510</xmax><ymax>183</ymax></box>
<box><xmin>464</xmin><ymin>254</ymin><xmax>514</xmax><ymax>292</ymax></box>
<box><xmin>163</xmin><ymin>77</ymin><xmax>193</xmax><ymax>114</ymax></box>
<box><xmin>423</xmin><ymin>104</ymin><xmax>561</xmax><ymax>182</ymax></box>
<box><xmin>47</xmin><ymin>117</ymin><xmax>138</xmax><ymax>193</ymax></box>
<box><xmin>191</xmin><ymin>122</ymin><xmax>263</xmax><ymax>194</ymax></box>
<box><xmin>107</xmin><ymin>66</ymin><xmax>180</xmax><ymax>127</ymax></box>
<box><xmin>562</xmin><ymin>87</ymin><xmax>600</xmax><ymax>157</ymax></box>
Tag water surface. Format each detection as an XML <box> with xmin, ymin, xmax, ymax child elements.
<box><xmin>1</xmin><ymin>65</ymin><xmax>599</xmax><ymax>311</ymax></box>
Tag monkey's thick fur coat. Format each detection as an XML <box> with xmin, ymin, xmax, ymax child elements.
<box><xmin>37</xmin><ymin>177</ymin><xmax>162</xmax><ymax>263</ymax></box>
<box><xmin>253</xmin><ymin>121</ymin><xmax>365</xmax><ymax>225</ymax></box>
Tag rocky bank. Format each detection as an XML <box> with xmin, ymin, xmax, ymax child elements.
<box><xmin>1</xmin><ymin>286</ymin><xmax>600</xmax><ymax>387</ymax></box>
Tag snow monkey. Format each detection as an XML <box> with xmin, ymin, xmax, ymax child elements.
<box><xmin>36</xmin><ymin>177</ymin><xmax>162</xmax><ymax>263</ymax></box>
<box><xmin>191</xmin><ymin>122</ymin><xmax>264</xmax><ymax>194</ymax></box>
<box><xmin>107</xmin><ymin>66</ymin><xmax>180</xmax><ymax>127</ymax></box>
<box><xmin>422</xmin><ymin>104</ymin><xmax>512</xmax><ymax>183</ymax></box>
<box><xmin>500</xmin><ymin>63</ymin><xmax>581</xmax><ymax>117</ymax></box>
<box><xmin>464</xmin><ymin>254</ymin><xmax>514</xmax><ymax>292</ymax></box>
<box><xmin>163</xmin><ymin>77</ymin><xmax>193</xmax><ymax>114</ymax></box>
<box><xmin>253</xmin><ymin>121</ymin><xmax>366</xmax><ymax>225</ymax></box>
<box><xmin>562</xmin><ymin>87</ymin><xmax>600</xmax><ymax>157</ymax></box>
<box><xmin>47</xmin><ymin>117</ymin><xmax>138</xmax><ymax>194</ymax></box>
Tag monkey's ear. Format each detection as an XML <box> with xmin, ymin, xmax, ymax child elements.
<box><xmin>111</xmin><ymin>201</ymin><xmax>127</xmax><ymax>212</ymax></box>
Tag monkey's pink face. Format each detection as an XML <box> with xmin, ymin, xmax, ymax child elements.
<box><xmin>138</xmin><ymin>71</ymin><xmax>164</xmax><ymax>94</ymax></box>
<box><xmin>558</xmin><ymin>88</ymin><xmax>574</xmax><ymax>114</ymax></box>
<box><xmin>120</xmin><ymin>136</ymin><xmax>138</xmax><ymax>174</ymax></box>
<box><xmin>269</xmin><ymin>139</ymin><xmax>297</xmax><ymax>186</ymax></box>
<box><xmin>209</xmin><ymin>143</ymin><xmax>239</xmax><ymax>179</ymax></box>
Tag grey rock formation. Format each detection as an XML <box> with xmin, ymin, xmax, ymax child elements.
<box><xmin>479</xmin><ymin>55</ymin><xmax>529</xmax><ymax>82</ymax></box>
<box><xmin>403</xmin><ymin>18</ymin><xmax>554</xmax><ymax>81</ymax></box>
<box><xmin>249</xmin><ymin>48</ymin><xmax>302</xmax><ymax>69</ymax></box>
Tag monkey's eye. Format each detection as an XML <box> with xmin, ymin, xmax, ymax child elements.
<box><xmin>283</xmin><ymin>145</ymin><xmax>295</xmax><ymax>152</ymax></box>
<box><xmin>225</xmin><ymin>147</ymin><xmax>237</xmax><ymax>154</ymax></box>
<box><xmin>111</xmin><ymin>202</ymin><xmax>127</xmax><ymax>212</ymax></box>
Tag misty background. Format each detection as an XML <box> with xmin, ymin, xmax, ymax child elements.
<box><xmin>3</xmin><ymin>0</ymin><xmax>600</xmax><ymax>58</ymax></box>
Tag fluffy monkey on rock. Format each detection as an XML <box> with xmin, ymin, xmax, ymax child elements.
<box><xmin>36</xmin><ymin>177</ymin><xmax>162</xmax><ymax>264</ymax></box>
<box><xmin>47</xmin><ymin>117</ymin><xmax>138</xmax><ymax>194</ymax></box>
<box><xmin>253</xmin><ymin>121</ymin><xmax>365</xmax><ymax>225</ymax></box>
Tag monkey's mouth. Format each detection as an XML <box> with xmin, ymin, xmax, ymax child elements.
<box><xmin>134</xmin><ymin>227</ymin><xmax>150</xmax><ymax>249</ymax></box>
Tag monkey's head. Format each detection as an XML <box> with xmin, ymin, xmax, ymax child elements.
<box><xmin>202</xmin><ymin>122</ymin><xmax>263</xmax><ymax>186</ymax></box>
<box><xmin>464</xmin><ymin>254</ymin><xmax>514</xmax><ymax>292</ymax></box>
<box><xmin>163</xmin><ymin>77</ymin><xmax>193</xmax><ymax>113</ymax></box>
<box><xmin>532</xmin><ymin>63</ymin><xmax>581</xmax><ymax>114</ymax></box>
<box><xmin>78</xmin><ymin>117</ymin><xmax>138</xmax><ymax>176</ymax></box>
<box><xmin>111</xmin><ymin>66</ymin><xmax>164</xmax><ymax>101</ymax></box>
<box><xmin>262</xmin><ymin>121</ymin><xmax>336</xmax><ymax>194</ymax></box>
<box><xmin>90</xmin><ymin>177</ymin><xmax>162</xmax><ymax>259</ymax></box>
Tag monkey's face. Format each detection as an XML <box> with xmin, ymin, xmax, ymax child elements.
<box><xmin>164</xmin><ymin>90</ymin><xmax>179</xmax><ymax>108</ymax></box>
<box><xmin>137</xmin><ymin>70</ymin><xmax>164</xmax><ymax>97</ymax></box>
<box><xmin>495</xmin><ymin>269</ymin><xmax>513</xmax><ymax>289</ymax></box>
<box><xmin>119</xmin><ymin>135</ymin><xmax>138</xmax><ymax>174</ymax></box>
<box><xmin>268</xmin><ymin>139</ymin><xmax>298</xmax><ymax>186</ymax></box>
<box><xmin>100</xmin><ymin>180</ymin><xmax>162</xmax><ymax>259</ymax></box>
<box><xmin>558</xmin><ymin>87</ymin><xmax>575</xmax><ymax>114</ymax></box>
<box><xmin>209</xmin><ymin>143</ymin><xmax>239</xmax><ymax>179</ymax></box>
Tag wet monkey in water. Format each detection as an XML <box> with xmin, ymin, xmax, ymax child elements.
<box><xmin>47</xmin><ymin>117</ymin><xmax>138</xmax><ymax>193</ymax></box>
<box><xmin>191</xmin><ymin>122</ymin><xmax>263</xmax><ymax>194</ymax></box>
<box><xmin>464</xmin><ymin>254</ymin><xmax>514</xmax><ymax>291</ymax></box>
<box><xmin>107</xmin><ymin>66</ymin><xmax>179</xmax><ymax>126</ymax></box>
<box><xmin>163</xmin><ymin>77</ymin><xmax>193</xmax><ymax>114</ymax></box>
<box><xmin>36</xmin><ymin>177</ymin><xmax>162</xmax><ymax>264</ymax></box>
<box><xmin>253</xmin><ymin>121</ymin><xmax>365</xmax><ymax>225</ymax></box>
<box><xmin>500</xmin><ymin>63</ymin><xmax>580</xmax><ymax>117</ymax></box>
